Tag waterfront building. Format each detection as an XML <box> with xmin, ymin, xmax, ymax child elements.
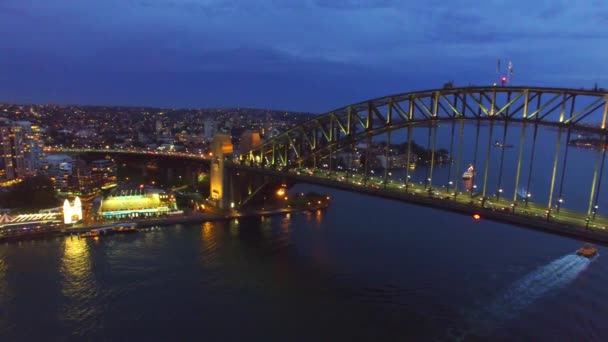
<box><xmin>98</xmin><ymin>189</ymin><xmax>177</xmax><ymax>219</ymax></box>
<box><xmin>0</xmin><ymin>212</ymin><xmax>63</xmax><ymax>236</ymax></box>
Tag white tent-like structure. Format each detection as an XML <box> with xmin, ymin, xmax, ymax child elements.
<box><xmin>63</xmin><ymin>197</ymin><xmax>82</xmax><ymax>224</ymax></box>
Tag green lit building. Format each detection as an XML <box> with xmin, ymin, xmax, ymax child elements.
<box><xmin>98</xmin><ymin>189</ymin><xmax>177</xmax><ymax>219</ymax></box>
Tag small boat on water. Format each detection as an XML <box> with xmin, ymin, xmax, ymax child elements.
<box><xmin>577</xmin><ymin>243</ymin><xmax>598</xmax><ymax>258</ymax></box>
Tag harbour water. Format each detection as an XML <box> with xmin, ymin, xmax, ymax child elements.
<box><xmin>0</xmin><ymin>184</ymin><xmax>606</xmax><ymax>341</ymax></box>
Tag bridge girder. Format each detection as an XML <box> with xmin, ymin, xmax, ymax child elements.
<box><xmin>245</xmin><ymin>86</ymin><xmax>608</xmax><ymax>168</ymax></box>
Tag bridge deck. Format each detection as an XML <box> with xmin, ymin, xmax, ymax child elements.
<box><xmin>230</xmin><ymin>163</ymin><xmax>608</xmax><ymax>245</ymax></box>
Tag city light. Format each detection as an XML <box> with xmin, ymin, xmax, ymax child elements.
<box><xmin>473</xmin><ymin>214</ymin><xmax>481</xmax><ymax>220</ymax></box>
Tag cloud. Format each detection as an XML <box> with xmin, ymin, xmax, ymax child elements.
<box><xmin>0</xmin><ymin>4</ymin><xmax>31</xmax><ymax>17</ymax></box>
<box><xmin>313</xmin><ymin>0</ymin><xmax>395</xmax><ymax>10</ymax></box>
<box><xmin>1</xmin><ymin>0</ymin><xmax>608</xmax><ymax>109</ymax></box>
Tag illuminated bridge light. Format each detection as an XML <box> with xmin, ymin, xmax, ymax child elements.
<box><xmin>473</xmin><ymin>214</ymin><xmax>481</xmax><ymax>220</ymax></box>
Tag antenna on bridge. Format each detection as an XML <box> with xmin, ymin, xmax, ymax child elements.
<box><xmin>495</xmin><ymin>58</ymin><xmax>512</xmax><ymax>86</ymax></box>
<box><xmin>496</xmin><ymin>58</ymin><xmax>501</xmax><ymax>74</ymax></box>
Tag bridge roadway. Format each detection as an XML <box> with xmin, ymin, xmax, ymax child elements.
<box><xmin>45</xmin><ymin>147</ymin><xmax>211</xmax><ymax>161</ymax></box>
<box><xmin>229</xmin><ymin>163</ymin><xmax>608</xmax><ymax>244</ymax></box>
<box><xmin>48</xmin><ymin>147</ymin><xmax>608</xmax><ymax>242</ymax></box>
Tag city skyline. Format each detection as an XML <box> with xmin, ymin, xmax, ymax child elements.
<box><xmin>2</xmin><ymin>1</ymin><xmax>607</xmax><ymax>112</ymax></box>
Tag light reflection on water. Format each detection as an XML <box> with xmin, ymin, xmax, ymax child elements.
<box><xmin>0</xmin><ymin>186</ymin><xmax>607</xmax><ymax>341</ymax></box>
<box><xmin>59</xmin><ymin>236</ymin><xmax>98</xmax><ymax>335</ymax></box>
<box><xmin>201</xmin><ymin>221</ymin><xmax>219</xmax><ymax>266</ymax></box>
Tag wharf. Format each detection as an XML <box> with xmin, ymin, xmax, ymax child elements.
<box><xmin>3</xmin><ymin>205</ymin><xmax>329</xmax><ymax>242</ymax></box>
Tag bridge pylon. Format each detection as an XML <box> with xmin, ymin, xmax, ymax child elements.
<box><xmin>209</xmin><ymin>133</ymin><xmax>234</xmax><ymax>209</ymax></box>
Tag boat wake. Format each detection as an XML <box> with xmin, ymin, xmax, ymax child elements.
<box><xmin>443</xmin><ymin>254</ymin><xmax>593</xmax><ymax>341</ymax></box>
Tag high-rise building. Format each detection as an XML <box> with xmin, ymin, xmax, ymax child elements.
<box><xmin>0</xmin><ymin>120</ymin><xmax>43</xmax><ymax>180</ymax></box>
<box><xmin>204</xmin><ymin>119</ymin><xmax>216</xmax><ymax>140</ymax></box>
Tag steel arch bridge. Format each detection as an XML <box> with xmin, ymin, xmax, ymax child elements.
<box><xmin>237</xmin><ymin>86</ymin><xmax>608</xmax><ymax>236</ymax></box>
<box><xmin>245</xmin><ymin>86</ymin><xmax>608</xmax><ymax>168</ymax></box>
<box><xmin>50</xmin><ymin>86</ymin><xmax>608</xmax><ymax>242</ymax></box>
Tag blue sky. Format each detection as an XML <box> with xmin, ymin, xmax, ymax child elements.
<box><xmin>1</xmin><ymin>0</ymin><xmax>607</xmax><ymax>112</ymax></box>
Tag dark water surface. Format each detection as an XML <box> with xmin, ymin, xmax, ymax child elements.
<box><xmin>1</xmin><ymin>185</ymin><xmax>606</xmax><ymax>341</ymax></box>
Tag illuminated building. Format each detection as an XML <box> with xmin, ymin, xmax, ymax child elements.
<box><xmin>98</xmin><ymin>189</ymin><xmax>177</xmax><ymax>219</ymax></box>
<box><xmin>63</xmin><ymin>197</ymin><xmax>83</xmax><ymax>224</ymax></box>
<box><xmin>0</xmin><ymin>212</ymin><xmax>62</xmax><ymax>234</ymax></box>
<box><xmin>89</xmin><ymin>159</ymin><xmax>117</xmax><ymax>190</ymax></box>
<box><xmin>0</xmin><ymin>120</ymin><xmax>43</xmax><ymax>180</ymax></box>
<box><xmin>43</xmin><ymin>156</ymin><xmax>116</xmax><ymax>194</ymax></box>
<box><xmin>43</xmin><ymin>154</ymin><xmax>75</xmax><ymax>192</ymax></box>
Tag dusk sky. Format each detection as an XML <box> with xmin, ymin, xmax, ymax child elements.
<box><xmin>1</xmin><ymin>0</ymin><xmax>607</xmax><ymax>112</ymax></box>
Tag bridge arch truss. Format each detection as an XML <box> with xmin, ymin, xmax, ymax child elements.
<box><xmin>242</xmin><ymin>86</ymin><xmax>608</xmax><ymax>218</ymax></box>
<box><xmin>246</xmin><ymin>86</ymin><xmax>608</xmax><ymax>168</ymax></box>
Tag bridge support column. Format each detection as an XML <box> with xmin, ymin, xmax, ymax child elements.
<box><xmin>328</xmin><ymin>145</ymin><xmax>334</xmax><ymax>177</ymax></box>
<box><xmin>547</xmin><ymin>127</ymin><xmax>563</xmax><ymax>211</ymax></box>
<box><xmin>471</xmin><ymin>121</ymin><xmax>481</xmax><ymax>199</ymax></box>
<box><xmin>453</xmin><ymin>119</ymin><xmax>464</xmax><ymax>199</ymax></box>
<box><xmin>209</xmin><ymin>133</ymin><xmax>234</xmax><ymax>209</ymax></box>
<box><xmin>556</xmin><ymin>127</ymin><xmax>572</xmax><ymax>214</ymax></box>
<box><xmin>427</xmin><ymin>121</ymin><xmax>437</xmax><ymax>195</ymax></box>
<box><xmin>446</xmin><ymin>120</ymin><xmax>456</xmax><ymax>194</ymax></box>
<box><xmin>512</xmin><ymin>122</ymin><xmax>527</xmax><ymax>206</ymax></box>
<box><xmin>592</xmin><ymin>145</ymin><xmax>607</xmax><ymax>220</ymax></box>
<box><xmin>363</xmin><ymin>135</ymin><xmax>371</xmax><ymax>185</ymax></box>
<box><xmin>383</xmin><ymin>129</ymin><xmax>391</xmax><ymax>189</ymax></box>
<box><xmin>524</xmin><ymin>123</ymin><xmax>539</xmax><ymax>208</ymax></box>
<box><xmin>496</xmin><ymin>121</ymin><xmax>509</xmax><ymax>200</ymax></box>
<box><xmin>404</xmin><ymin>125</ymin><xmax>413</xmax><ymax>191</ymax></box>
<box><xmin>588</xmin><ymin>137</ymin><xmax>607</xmax><ymax>220</ymax></box>
<box><xmin>481</xmin><ymin>119</ymin><xmax>494</xmax><ymax>206</ymax></box>
<box><xmin>425</xmin><ymin>124</ymin><xmax>432</xmax><ymax>192</ymax></box>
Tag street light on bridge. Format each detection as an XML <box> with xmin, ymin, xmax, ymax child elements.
<box><xmin>593</xmin><ymin>205</ymin><xmax>599</xmax><ymax>219</ymax></box>
<box><xmin>556</xmin><ymin>198</ymin><xmax>564</xmax><ymax>213</ymax></box>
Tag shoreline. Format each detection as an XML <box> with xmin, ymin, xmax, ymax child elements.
<box><xmin>235</xmin><ymin>165</ymin><xmax>608</xmax><ymax>246</ymax></box>
<box><xmin>0</xmin><ymin>205</ymin><xmax>329</xmax><ymax>243</ymax></box>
